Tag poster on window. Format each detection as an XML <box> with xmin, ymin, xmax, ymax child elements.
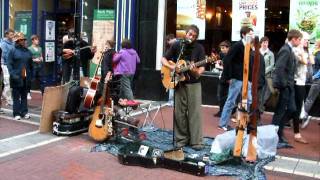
<box><xmin>46</xmin><ymin>20</ymin><xmax>55</xmax><ymax>41</ymax></box>
<box><xmin>45</xmin><ymin>42</ymin><xmax>55</xmax><ymax>62</ymax></box>
<box><xmin>176</xmin><ymin>0</ymin><xmax>206</xmax><ymax>40</ymax></box>
<box><xmin>231</xmin><ymin>0</ymin><xmax>265</xmax><ymax>41</ymax></box>
<box><xmin>289</xmin><ymin>0</ymin><xmax>320</xmax><ymax>45</ymax></box>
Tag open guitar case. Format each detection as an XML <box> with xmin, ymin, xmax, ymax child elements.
<box><xmin>117</xmin><ymin>142</ymin><xmax>208</xmax><ymax>176</ymax></box>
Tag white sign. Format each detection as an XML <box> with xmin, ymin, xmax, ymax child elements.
<box><xmin>46</xmin><ymin>20</ymin><xmax>55</xmax><ymax>41</ymax></box>
<box><xmin>177</xmin><ymin>0</ymin><xmax>206</xmax><ymax>40</ymax></box>
<box><xmin>232</xmin><ymin>0</ymin><xmax>265</xmax><ymax>41</ymax></box>
<box><xmin>45</xmin><ymin>42</ymin><xmax>55</xmax><ymax>62</ymax></box>
<box><xmin>137</xmin><ymin>145</ymin><xmax>149</xmax><ymax>157</ymax></box>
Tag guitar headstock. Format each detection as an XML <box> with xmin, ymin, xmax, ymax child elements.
<box><xmin>207</xmin><ymin>55</ymin><xmax>218</xmax><ymax>64</ymax></box>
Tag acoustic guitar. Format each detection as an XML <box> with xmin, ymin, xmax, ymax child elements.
<box><xmin>161</xmin><ymin>56</ymin><xmax>216</xmax><ymax>89</ymax></box>
<box><xmin>62</xmin><ymin>45</ymin><xmax>92</xmax><ymax>60</ymax></box>
<box><xmin>89</xmin><ymin>73</ymin><xmax>113</xmax><ymax>142</ymax></box>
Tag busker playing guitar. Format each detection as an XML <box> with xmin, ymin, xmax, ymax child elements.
<box><xmin>161</xmin><ymin>24</ymin><xmax>205</xmax><ymax>151</ymax></box>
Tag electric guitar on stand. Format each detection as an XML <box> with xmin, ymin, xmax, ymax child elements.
<box><xmin>161</xmin><ymin>56</ymin><xmax>216</xmax><ymax>89</ymax></box>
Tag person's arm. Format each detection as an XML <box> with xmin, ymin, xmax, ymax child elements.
<box><xmin>222</xmin><ymin>42</ymin><xmax>240</xmax><ymax>82</ymax></box>
<box><xmin>162</xmin><ymin>42</ymin><xmax>178</xmax><ymax>71</ymax></box>
<box><xmin>273</xmin><ymin>48</ymin><xmax>289</xmax><ymax>89</ymax></box>
<box><xmin>7</xmin><ymin>48</ymin><xmax>16</xmax><ymax>78</ymax></box>
<box><xmin>265</xmin><ymin>51</ymin><xmax>275</xmax><ymax>74</ymax></box>
<box><xmin>113</xmin><ymin>51</ymin><xmax>121</xmax><ymax>63</ymax></box>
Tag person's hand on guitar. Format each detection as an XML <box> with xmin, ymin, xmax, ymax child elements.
<box><xmin>62</xmin><ymin>48</ymin><xmax>74</xmax><ymax>59</ymax></box>
<box><xmin>189</xmin><ymin>62</ymin><xmax>201</xmax><ymax>79</ymax></box>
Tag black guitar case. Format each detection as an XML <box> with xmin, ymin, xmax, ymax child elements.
<box><xmin>52</xmin><ymin>110</ymin><xmax>93</xmax><ymax>136</ymax></box>
<box><xmin>117</xmin><ymin>143</ymin><xmax>207</xmax><ymax>176</ymax></box>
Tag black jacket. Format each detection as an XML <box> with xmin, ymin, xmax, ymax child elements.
<box><xmin>7</xmin><ymin>44</ymin><xmax>33</xmax><ymax>88</ymax></box>
<box><xmin>272</xmin><ymin>43</ymin><xmax>296</xmax><ymax>89</ymax></box>
<box><xmin>223</xmin><ymin>40</ymin><xmax>254</xmax><ymax>82</ymax></box>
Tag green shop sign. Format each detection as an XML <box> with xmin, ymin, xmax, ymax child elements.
<box><xmin>14</xmin><ymin>11</ymin><xmax>32</xmax><ymax>44</ymax></box>
<box><xmin>94</xmin><ymin>9</ymin><xmax>115</xmax><ymax>20</ymax></box>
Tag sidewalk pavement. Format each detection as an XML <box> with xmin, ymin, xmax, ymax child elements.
<box><xmin>0</xmin><ymin>91</ymin><xmax>319</xmax><ymax>179</ymax></box>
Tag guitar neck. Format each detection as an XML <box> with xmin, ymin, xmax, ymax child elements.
<box><xmin>100</xmin><ymin>82</ymin><xmax>108</xmax><ymax>112</ymax></box>
<box><xmin>180</xmin><ymin>59</ymin><xmax>209</xmax><ymax>73</ymax></box>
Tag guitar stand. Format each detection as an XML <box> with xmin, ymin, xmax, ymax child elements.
<box><xmin>140</xmin><ymin>103</ymin><xmax>160</xmax><ymax>132</ymax></box>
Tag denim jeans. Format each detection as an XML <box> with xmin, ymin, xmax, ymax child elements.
<box><xmin>304</xmin><ymin>79</ymin><xmax>320</xmax><ymax>113</ymax></box>
<box><xmin>12</xmin><ymin>84</ymin><xmax>28</xmax><ymax>117</ymax></box>
<box><xmin>219</xmin><ymin>79</ymin><xmax>252</xmax><ymax>127</ymax></box>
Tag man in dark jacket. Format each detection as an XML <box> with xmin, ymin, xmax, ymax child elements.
<box><xmin>272</xmin><ymin>29</ymin><xmax>302</xmax><ymax>143</ymax></box>
<box><xmin>218</xmin><ymin>26</ymin><xmax>254</xmax><ymax>131</ymax></box>
<box><xmin>7</xmin><ymin>32</ymin><xmax>33</xmax><ymax>120</ymax></box>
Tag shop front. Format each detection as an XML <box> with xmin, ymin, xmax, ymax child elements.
<box><xmin>133</xmin><ymin>0</ymin><xmax>320</xmax><ymax>116</ymax></box>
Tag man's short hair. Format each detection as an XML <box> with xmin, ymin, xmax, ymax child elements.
<box><xmin>287</xmin><ymin>29</ymin><xmax>302</xmax><ymax>41</ymax></box>
<box><xmin>240</xmin><ymin>26</ymin><xmax>253</xmax><ymax>39</ymax></box>
<box><xmin>185</xmin><ymin>24</ymin><xmax>199</xmax><ymax>39</ymax></box>
<box><xmin>260</xmin><ymin>36</ymin><xmax>269</xmax><ymax>44</ymax></box>
<box><xmin>4</xmin><ymin>29</ymin><xmax>14</xmax><ymax>35</ymax></box>
<box><xmin>31</xmin><ymin>35</ymin><xmax>39</xmax><ymax>41</ymax></box>
<box><xmin>219</xmin><ymin>40</ymin><xmax>231</xmax><ymax>48</ymax></box>
<box><xmin>121</xmin><ymin>39</ymin><xmax>132</xmax><ymax>49</ymax></box>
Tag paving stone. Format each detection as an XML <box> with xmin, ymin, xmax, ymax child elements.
<box><xmin>273</xmin><ymin>158</ymin><xmax>298</xmax><ymax>174</ymax></box>
<box><xmin>294</xmin><ymin>160</ymin><xmax>319</xmax><ymax>178</ymax></box>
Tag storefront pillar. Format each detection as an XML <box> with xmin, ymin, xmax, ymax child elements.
<box><xmin>115</xmin><ymin>0</ymin><xmax>136</xmax><ymax>51</ymax></box>
<box><xmin>31</xmin><ymin>0</ymin><xmax>38</xmax><ymax>35</ymax></box>
<box><xmin>3</xmin><ymin>0</ymin><xmax>9</xmax><ymax>31</ymax></box>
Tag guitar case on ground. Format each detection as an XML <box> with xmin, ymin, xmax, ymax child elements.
<box><xmin>117</xmin><ymin>142</ymin><xmax>208</xmax><ymax>176</ymax></box>
<box><xmin>52</xmin><ymin>110</ymin><xmax>93</xmax><ymax>136</ymax></box>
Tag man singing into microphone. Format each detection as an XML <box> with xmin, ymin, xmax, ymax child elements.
<box><xmin>161</xmin><ymin>24</ymin><xmax>205</xmax><ymax>150</ymax></box>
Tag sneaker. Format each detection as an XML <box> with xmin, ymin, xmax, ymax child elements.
<box><xmin>14</xmin><ymin>115</ymin><xmax>21</xmax><ymax>120</ymax></box>
<box><xmin>23</xmin><ymin>114</ymin><xmax>31</xmax><ymax>119</ymax></box>
<box><xmin>27</xmin><ymin>93</ymin><xmax>32</xmax><ymax>100</ymax></box>
<box><xmin>301</xmin><ymin>116</ymin><xmax>311</xmax><ymax>129</ymax></box>
<box><xmin>218</xmin><ymin>125</ymin><xmax>232</xmax><ymax>131</ymax></box>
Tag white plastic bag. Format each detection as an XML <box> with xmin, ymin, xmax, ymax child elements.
<box><xmin>210</xmin><ymin>130</ymin><xmax>237</xmax><ymax>154</ymax></box>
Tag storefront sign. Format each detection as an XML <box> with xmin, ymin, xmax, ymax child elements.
<box><xmin>90</xmin><ymin>9</ymin><xmax>115</xmax><ymax>77</ymax></box>
<box><xmin>14</xmin><ymin>11</ymin><xmax>32</xmax><ymax>44</ymax></box>
<box><xmin>231</xmin><ymin>0</ymin><xmax>265</xmax><ymax>41</ymax></box>
<box><xmin>289</xmin><ymin>0</ymin><xmax>320</xmax><ymax>44</ymax></box>
<box><xmin>45</xmin><ymin>20</ymin><xmax>55</xmax><ymax>41</ymax></box>
<box><xmin>176</xmin><ymin>0</ymin><xmax>206</xmax><ymax>40</ymax></box>
<box><xmin>45</xmin><ymin>42</ymin><xmax>55</xmax><ymax>62</ymax></box>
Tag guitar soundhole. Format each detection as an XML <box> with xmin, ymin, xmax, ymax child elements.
<box><xmin>98</xmin><ymin>114</ymin><xmax>105</xmax><ymax>120</ymax></box>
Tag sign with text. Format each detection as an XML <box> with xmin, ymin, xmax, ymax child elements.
<box><xmin>231</xmin><ymin>0</ymin><xmax>265</xmax><ymax>41</ymax></box>
<box><xmin>90</xmin><ymin>9</ymin><xmax>115</xmax><ymax>77</ymax></box>
<box><xmin>289</xmin><ymin>0</ymin><xmax>320</xmax><ymax>44</ymax></box>
<box><xmin>176</xmin><ymin>0</ymin><xmax>206</xmax><ymax>40</ymax></box>
<box><xmin>14</xmin><ymin>11</ymin><xmax>32</xmax><ymax>44</ymax></box>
